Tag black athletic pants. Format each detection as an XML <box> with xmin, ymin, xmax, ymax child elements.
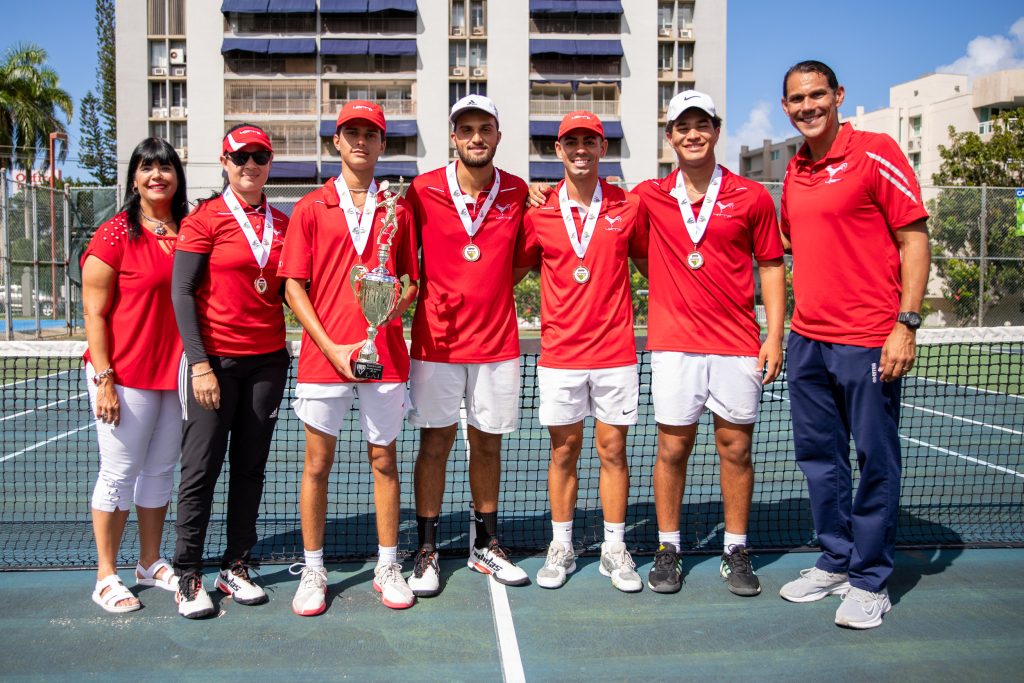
<box><xmin>173</xmin><ymin>348</ymin><xmax>289</xmax><ymax>573</ymax></box>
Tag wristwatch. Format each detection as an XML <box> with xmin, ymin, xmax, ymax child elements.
<box><xmin>897</xmin><ymin>311</ymin><xmax>922</xmax><ymax>330</ymax></box>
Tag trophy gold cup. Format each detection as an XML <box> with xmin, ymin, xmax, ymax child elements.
<box><xmin>349</xmin><ymin>180</ymin><xmax>404</xmax><ymax>380</ymax></box>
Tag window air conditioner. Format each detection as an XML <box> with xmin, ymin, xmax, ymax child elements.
<box><xmin>323</xmin><ymin>64</ymin><xmax>338</xmax><ymax>73</ymax></box>
<box><xmin>658</xmin><ymin>27</ymin><xmax>671</xmax><ymax>36</ymax></box>
<box><xmin>471</xmin><ymin>67</ymin><xmax>485</xmax><ymax>78</ymax></box>
<box><xmin>471</xmin><ymin>26</ymin><xmax>484</xmax><ymax>35</ymax></box>
<box><xmin>451</xmin><ymin>66</ymin><xmax>466</xmax><ymax>77</ymax></box>
<box><xmin>679</xmin><ymin>28</ymin><xmax>693</xmax><ymax>38</ymax></box>
<box><xmin>152</xmin><ymin>107</ymin><xmax>169</xmax><ymax>118</ymax></box>
<box><xmin>151</xmin><ymin>67</ymin><xmax>168</xmax><ymax>76</ymax></box>
<box><xmin>169</xmin><ymin>49</ymin><xmax>186</xmax><ymax>65</ymax></box>
<box><xmin>171</xmin><ymin>66</ymin><xmax>186</xmax><ymax>77</ymax></box>
<box><xmin>170</xmin><ymin>106</ymin><xmax>186</xmax><ymax>118</ymax></box>
<box><xmin>452</xmin><ymin>26</ymin><xmax>465</xmax><ymax>36</ymax></box>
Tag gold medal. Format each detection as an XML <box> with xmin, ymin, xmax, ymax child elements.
<box><xmin>462</xmin><ymin>243</ymin><xmax>481</xmax><ymax>262</ymax></box>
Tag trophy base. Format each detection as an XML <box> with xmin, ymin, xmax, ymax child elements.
<box><xmin>353</xmin><ymin>360</ymin><xmax>384</xmax><ymax>380</ymax></box>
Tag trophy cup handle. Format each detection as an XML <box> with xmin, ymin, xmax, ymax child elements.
<box><xmin>350</xmin><ymin>264</ymin><xmax>368</xmax><ymax>296</ymax></box>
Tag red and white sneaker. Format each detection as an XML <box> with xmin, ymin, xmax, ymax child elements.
<box><xmin>468</xmin><ymin>539</ymin><xmax>530</xmax><ymax>586</ymax></box>
<box><xmin>373</xmin><ymin>562</ymin><xmax>415</xmax><ymax>610</ymax></box>
<box><xmin>215</xmin><ymin>561</ymin><xmax>268</xmax><ymax>606</ymax></box>
<box><xmin>290</xmin><ymin>564</ymin><xmax>328</xmax><ymax>616</ymax></box>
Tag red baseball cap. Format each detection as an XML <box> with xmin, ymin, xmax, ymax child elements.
<box><xmin>336</xmin><ymin>100</ymin><xmax>387</xmax><ymax>134</ymax></box>
<box><xmin>222</xmin><ymin>126</ymin><xmax>273</xmax><ymax>155</ymax></box>
<box><xmin>558</xmin><ymin>110</ymin><xmax>604</xmax><ymax>139</ymax></box>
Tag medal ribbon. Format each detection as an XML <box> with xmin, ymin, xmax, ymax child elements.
<box><xmin>557</xmin><ymin>181</ymin><xmax>603</xmax><ymax>261</ymax></box>
<box><xmin>223</xmin><ymin>188</ymin><xmax>274</xmax><ymax>269</ymax></box>
<box><xmin>445</xmin><ymin>161</ymin><xmax>500</xmax><ymax>240</ymax></box>
<box><xmin>334</xmin><ymin>176</ymin><xmax>378</xmax><ymax>256</ymax></box>
<box><xmin>671</xmin><ymin>164</ymin><xmax>722</xmax><ymax>247</ymax></box>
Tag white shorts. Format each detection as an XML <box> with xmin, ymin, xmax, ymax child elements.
<box><xmin>85</xmin><ymin>363</ymin><xmax>182</xmax><ymax>512</ymax></box>
<box><xmin>651</xmin><ymin>351</ymin><xmax>762</xmax><ymax>426</ymax></box>
<box><xmin>537</xmin><ymin>365</ymin><xmax>639</xmax><ymax>426</ymax></box>
<box><xmin>407</xmin><ymin>358</ymin><xmax>520</xmax><ymax>434</ymax></box>
<box><xmin>293</xmin><ymin>382</ymin><xmax>406</xmax><ymax>446</ymax></box>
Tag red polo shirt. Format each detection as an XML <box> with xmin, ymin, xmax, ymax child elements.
<box><xmin>522</xmin><ymin>179</ymin><xmax>645</xmax><ymax>369</ymax></box>
<box><xmin>175</xmin><ymin>192</ymin><xmax>289</xmax><ymax>357</ymax></box>
<box><xmin>634</xmin><ymin>165</ymin><xmax>783</xmax><ymax>357</ymax></box>
<box><xmin>781</xmin><ymin>123</ymin><xmax>929</xmax><ymax>347</ymax></box>
<box><xmin>278</xmin><ymin>179</ymin><xmax>419</xmax><ymax>383</ymax></box>
<box><xmin>405</xmin><ymin>164</ymin><xmax>530</xmax><ymax>363</ymax></box>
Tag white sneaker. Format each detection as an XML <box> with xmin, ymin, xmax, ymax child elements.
<box><xmin>176</xmin><ymin>572</ymin><xmax>215</xmax><ymax>619</ymax></box>
<box><xmin>373</xmin><ymin>562</ymin><xmax>415</xmax><ymax>609</ymax></box>
<box><xmin>215</xmin><ymin>561</ymin><xmax>268</xmax><ymax>606</ymax></box>
<box><xmin>407</xmin><ymin>546</ymin><xmax>442</xmax><ymax>597</ymax></box>
<box><xmin>599</xmin><ymin>541</ymin><xmax>643</xmax><ymax>593</ymax></box>
<box><xmin>468</xmin><ymin>540</ymin><xmax>530</xmax><ymax>586</ymax></box>
<box><xmin>835</xmin><ymin>587</ymin><xmax>891</xmax><ymax>629</ymax></box>
<box><xmin>290</xmin><ymin>564</ymin><xmax>328</xmax><ymax>617</ymax></box>
<box><xmin>536</xmin><ymin>541</ymin><xmax>576</xmax><ymax>589</ymax></box>
<box><xmin>779</xmin><ymin>567</ymin><xmax>851</xmax><ymax>603</ymax></box>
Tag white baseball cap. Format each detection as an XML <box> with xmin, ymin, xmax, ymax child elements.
<box><xmin>450</xmin><ymin>95</ymin><xmax>500</xmax><ymax>127</ymax></box>
<box><xmin>665</xmin><ymin>90</ymin><xmax>718</xmax><ymax>124</ymax></box>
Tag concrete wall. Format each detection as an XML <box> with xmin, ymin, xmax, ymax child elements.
<box><xmin>114</xmin><ymin>0</ymin><xmax>150</xmax><ymax>194</ymax></box>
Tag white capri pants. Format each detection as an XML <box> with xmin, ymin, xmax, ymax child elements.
<box><xmin>85</xmin><ymin>363</ymin><xmax>182</xmax><ymax>512</ymax></box>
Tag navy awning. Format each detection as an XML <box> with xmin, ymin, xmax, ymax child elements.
<box><xmin>268</xmin><ymin>0</ymin><xmax>315</xmax><ymax>11</ymax></box>
<box><xmin>221</xmin><ymin>0</ymin><xmax>269</xmax><ymax>13</ymax></box>
<box><xmin>321</xmin><ymin>39</ymin><xmax>369</xmax><ymax>55</ymax></box>
<box><xmin>369</xmin><ymin>39</ymin><xmax>416</xmax><ymax>56</ymax></box>
<box><xmin>529</xmin><ymin>120</ymin><xmax>624</xmax><ymax>139</ymax></box>
<box><xmin>529</xmin><ymin>39</ymin><xmax>623</xmax><ymax>56</ymax></box>
<box><xmin>530</xmin><ymin>161</ymin><xmax>623</xmax><ymax>179</ymax></box>
<box><xmin>269</xmin><ymin>161</ymin><xmax>317</xmax><ymax>179</ymax></box>
<box><xmin>321</xmin><ymin>160</ymin><xmax>418</xmax><ymax>178</ymax></box>
<box><xmin>266</xmin><ymin>38</ymin><xmax>316</xmax><ymax>54</ymax></box>
<box><xmin>320</xmin><ymin>121</ymin><xmax>337</xmax><ymax>137</ymax></box>
<box><xmin>320</xmin><ymin>119</ymin><xmax>417</xmax><ymax>137</ymax></box>
<box><xmin>530</xmin><ymin>1</ymin><xmax>622</xmax><ymax>13</ymax></box>
<box><xmin>602</xmin><ymin>162</ymin><xmax>623</xmax><ymax>177</ymax></box>
<box><xmin>368</xmin><ymin>0</ymin><xmax>417</xmax><ymax>11</ymax></box>
<box><xmin>221</xmin><ymin>38</ymin><xmax>270</xmax><ymax>54</ymax></box>
<box><xmin>319</xmin><ymin>0</ymin><xmax>367</xmax><ymax>12</ymax></box>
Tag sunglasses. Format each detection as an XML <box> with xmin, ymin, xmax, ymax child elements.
<box><xmin>226</xmin><ymin>150</ymin><xmax>272</xmax><ymax>166</ymax></box>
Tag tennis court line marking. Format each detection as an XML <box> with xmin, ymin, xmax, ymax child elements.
<box><xmin>1</xmin><ymin>423</ymin><xmax>94</xmax><ymax>463</ymax></box>
<box><xmin>1</xmin><ymin>368</ymin><xmax>75</xmax><ymax>390</ymax></box>
<box><xmin>900</xmin><ymin>435</ymin><xmax>1024</xmax><ymax>480</ymax></box>
<box><xmin>901</xmin><ymin>402</ymin><xmax>1023</xmax><ymax>436</ymax></box>
<box><xmin>907</xmin><ymin>376</ymin><xmax>1024</xmax><ymax>400</ymax></box>
<box><xmin>487</xmin><ymin>578</ymin><xmax>526</xmax><ymax>683</ymax></box>
<box><xmin>1</xmin><ymin>392</ymin><xmax>88</xmax><ymax>423</ymax></box>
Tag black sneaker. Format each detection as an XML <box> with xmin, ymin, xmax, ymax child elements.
<box><xmin>720</xmin><ymin>544</ymin><xmax>761</xmax><ymax>596</ymax></box>
<box><xmin>647</xmin><ymin>543</ymin><xmax>682</xmax><ymax>594</ymax></box>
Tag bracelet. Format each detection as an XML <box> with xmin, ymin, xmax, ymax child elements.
<box><xmin>92</xmin><ymin>367</ymin><xmax>115</xmax><ymax>386</ymax></box>
<box><xmin>191</xmin><ymin>368</ymin><xmax>214</xmax><ymax>379</ymax></box>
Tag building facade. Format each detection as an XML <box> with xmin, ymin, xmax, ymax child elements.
<box><xmin>738</xmin><ymin>70</ymin><xmax>1024</xmax><ymax>183</ymax></box>
<box><xmin>115</xmin><ymin>0</ymin><xmax>726</xmax><ymax>194</ymax></box>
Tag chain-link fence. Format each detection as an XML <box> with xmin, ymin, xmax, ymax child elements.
<box><xmin>2</xmin><ymin>179</ymin><xmax>1021</xmax><ymax>339</ymax></box>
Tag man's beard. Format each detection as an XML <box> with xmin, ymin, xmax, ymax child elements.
<box><xmin>457</xmin><ymin>144</ymin><xmax>497</xmax><ymax>168</ymax></box>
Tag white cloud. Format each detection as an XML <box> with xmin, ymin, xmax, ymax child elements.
<box><xmin>937</xmin><ymin>17</ymin><xmax>1024</xmax><ymax>76</ymax></box>
<box><xmin>724</xmin><ymin>100</ymin><xmax>781</xmax><ymax>169</ymax></box>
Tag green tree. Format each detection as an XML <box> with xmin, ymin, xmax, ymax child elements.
<box><xmin>0</xmin><ymin>43</ymin><xmax>73</xmax><ymax>170</ymax></box>
<box><xmin>930</xmin><ymin>109</ymin><xmax>1024</xmax><ymax>324</ymax></box>
<box><xmin>79</xmin><ymin>0</ymin><xmax>117</xmax><ymax>184</ymax></box>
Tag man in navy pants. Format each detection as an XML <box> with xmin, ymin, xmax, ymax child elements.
<box><xmin>777</xmin><ymin>60</ymin><xmax>931</xmax><ymax>629</ymax></box>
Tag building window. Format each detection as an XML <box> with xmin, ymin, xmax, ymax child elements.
<box><xmin>468</xmin><ymin>42</ymin><xmax>487</xmax><ymax>68</ymax></box>
<box><xmin>450</xmin><ymin>42</ymin><xmax>467</xmax><ymax>68</ymax></box>
<box><xmin>658</xmin><ymin>83</ymin><xmax>675</xmax><ymax>113</ymax></box>
<box><xmin>657</xmin><ymin>2</ymin><xmax>673</xmax><ymax>35</ymax></box>
<box><xmin>658</xmin><ymin>162</ymin><xmax>674</xmax><ymax>178</ymax></box>
<box><xmin>770</xmin><ymin>150</ymin><xmax>780</xmax><ymax>161</ymax></box>
<box><xmin>170</xmin><ymin>121</ymin><xmax>187</xmax><ymax>151</ymax></box>
<box><xmin>150</xmin><ymin>82</ymin><xmax>168</xmax><ymax>112</ymax></box>
<box><xmin>451</xmin><ymin>1</ymin><xmax>466</xmax><ymax>35</ymax></box>
<box><xmin>469</xmin><ymin>0</ymin><xmax>486</xmax><ymax>35</ymax></box>
<box><xmin>148</xmin><ymin>0</ymin><xmax>184</xmax><ymax>35</ymax></box>
<box><xmin>678</xmin><ymin>43</ymin><xmax>693</xmax><ymax>72</ymax></box>
<box><xmin>231</xmin><ymin>12</ymin><xmax>317</xmax><ymax>34</ymax></box>
<box><xmin>225</xmin><ymin>80</ymin><xmax>317</xmax><ymax>116</ymax></box>
<box><xmin>910</xmin><ymin>116</ymin><xmax>921</xmax><ymax>136</ymax></box>
<box><xmin>679</xmin><ymin>2</ymin><xmax>694</xmax><ymax>31</ymax></box>
<box><xmin>150</xmin><ymin>41</ymin><xmax>168</xmax><ymax>73</ymax></box>
<box><xmin>449</xmin><ymin>81</ymin><xmax>486</xmax><ymax>106</ymax></box>
<box><xmin>658</xmin><ymin>43</ymin><xmax>673</xmax><ymax>72</ymax></box>
<box><xmin>910</xmin><ymin>152</ymin><xmax>921</xmax><ymax>174</ymax></box>
<box><xmin>149</xmin><ymin>122</ymin><xmax>167</xmax><ymax>140</ymax></box>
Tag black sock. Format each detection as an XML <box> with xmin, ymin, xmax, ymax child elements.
<box><xmin>474</xmin><ymin>511</ymin><xmax>498</xmax><ymax>549</ymax></box>
<box><xmin>416</xmin><ymin>515</ymin><xmax>439</xmax><ymax>549</ymax></box>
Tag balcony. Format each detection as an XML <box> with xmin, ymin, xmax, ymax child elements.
<box><xmin>225</xmin><ymin>82</ymin><xmax>317</xmax><ymax>116</ymax></box>
<box><xmin>529</xmin><ymin>99</ymin><xmax>619</xmax><ymax>117</ymax></box>
<box><xmin>227</xmin><ymin>12</ymin><xmax>318</xmax><ymax>34</ymax></box>
<box><xmin>531</xmin><ymin>55</ymin><xmax>620</xmax><ymax>79</ymax></box>
<box><xmin>320</xmin><ymin>98</ymin><xmax>415</xmax><ymax>116</ymax></box>
<box><xmin>322</xmin><ymin>14</ymin><xmax>417</xmax><ymax>35</ymax></box>
<box><xmin>530</xmin><ymin>16</ymin><xmax>620</xmax><ymax>34</ymax></box>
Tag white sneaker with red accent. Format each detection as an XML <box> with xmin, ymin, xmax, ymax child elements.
<box><xmin>215</xmin><ymin>561</ymin><xmax>268</xmax><ymax>606</ymax></box>
<box><xmin>290</xmin><ymin>564</ymin><xmax>328</xmax><ymax>616</ymax></box>
<box><xmin>468</xmin><ymin>540</ymin><xmax>530</xmax><ymax>586</ymax></box>
<box><xmin>373</xmin><ymin>562</ymin><xmax>415</xmax><ymax>609</ymax></box>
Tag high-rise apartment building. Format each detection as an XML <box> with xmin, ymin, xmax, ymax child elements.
<box><xmin>115</xmin><ymin>0</ymin><xmax>726</xmax><ymax>194</ymax></box>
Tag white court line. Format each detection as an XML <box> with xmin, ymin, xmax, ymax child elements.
<box><xmin>907</xmin><ymin>375</ymin><xmax>1024</xmax><ymax>400</ymax></box>
<box><xmin>901</xmin><ymin>402</ymin><xmax>1023</xmax><ymax>436</ymax></box>
<box><xmin>900</xmin><ymin>435</ymin><xmax>1024</xmax><ymax>480</ymax></box>
<box><xmin>487</xmin><ymin>579</ymin><xmax>526</xmax><ymax>683</ymax></box>
<box><xmin>1</xmin><ymin>368</ymin><xmax>75</xmax><ymax>390</ymax></box>
<box><xmin>1</xmin><ymin>392</ymin><xmax>88</xmax><ymax>423</ymax></box>
<box><xmin>1</xmin><ymin>423</ymin><xmax>94</xmax><ymax>463</ymax></box>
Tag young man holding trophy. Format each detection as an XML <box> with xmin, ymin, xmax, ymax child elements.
<box><xmin>520</xmin><ymin>111</ymin><xmax>649</xmax><ymax>592</ymax></box>
<box><xmin>403</xmin><ymin>95</ymin><xmax>532</xmax><ymax>596</ymax></box>
<box><xmin>633</xmin><ymin>90</ymin><xmax>786</xmax><ymax>597</ymax></box>
<box><xmin>279</xmin><ymin>101</ymin><xmax>419</xmax><ymax>615</ymax></box>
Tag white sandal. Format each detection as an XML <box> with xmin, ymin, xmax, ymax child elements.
<box><xmin>92</xmin><ymin>574</ymin><xmax>141</xmax><ymax>613</ymax></box>
<box><xmin>135</xmin><ymin>558</ymin><xmax>178</xmax><ymax>592</ymax></box>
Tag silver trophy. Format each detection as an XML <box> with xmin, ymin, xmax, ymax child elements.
<box><xmin>349</xmin><ymin>180</ymin><xmax>404</xmax><ymax>380</ymax></box>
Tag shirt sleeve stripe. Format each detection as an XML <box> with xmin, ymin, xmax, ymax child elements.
<box><xmin>877</xmin><ymin>167</ymin><xmax>918</xmax><ymax>204</ymax></box>
<box><xmin>866</xmin><ymin>151</ymin><xmax>911</xmax><ymax>184</ymax></box>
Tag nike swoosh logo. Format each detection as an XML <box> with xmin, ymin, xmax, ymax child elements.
<box><xmin>622</xmin><ymin>407</ymin><xmax>637</xmax><ymax>415</ymax></box>
<box><xmin>684</xmin><ymin>95</ymin><xmax>700</xmax><ymax>100</ymax></box>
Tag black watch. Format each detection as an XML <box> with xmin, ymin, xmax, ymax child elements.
<box><xmin>897</xmin><ymin>311</ymin><xmax>922</xmax><ymax>330</ymax></box>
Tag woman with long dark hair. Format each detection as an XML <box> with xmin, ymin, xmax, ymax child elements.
<box><xmin>82</xmin><ymin>138</ymin><xmax>188</xmax><ymax>612</ymax></box>
<box><xmin>170</xmin><ymin>124</ymin><xmax>290</xmax><ymax>618</ymax></box>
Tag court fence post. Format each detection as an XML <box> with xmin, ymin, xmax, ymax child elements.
<box><xmin>978</xmin><ymin>185</ymin><xmax>987</xmax><ymax>326</ymax></box>
<box><xmin>1</xmin><ymin>169</ymin><xmax>10</xmax><ymax>340</ymax></box>
<box><xmin>63</xmin><ymin>187</ymin><xmax>72</xmax><ymax>336</ymax></box>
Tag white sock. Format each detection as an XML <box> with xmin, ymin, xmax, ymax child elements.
<box><xmin>658</xmin><ymin>530</ymin><xmax>682</xmax><ymax>549</ymax></box>
<box><xmin>304</xmin><ymin>547</ymin><xmax>324</xmax><ymax>570</ymax></box>
<box><xmin>603</xmin><ymin>521</ymin><xmax>626</xmax><ymax>544</ymax></box>
<box><xmin>377</xmin><ymin>545</ymin><xmax>398</xmax><ymax>566</ymax></box>
<box><xmin>551</xmin><ymin>520</ymin><xmax>573</xmax><ymax>551</ymax></box>
<box><xmin>723</xmin><ymin>532</ymin><xmax>747</xmax><ymax>554</ymax></box>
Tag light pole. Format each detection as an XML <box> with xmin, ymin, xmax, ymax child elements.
<box><xmin>48</xmin><ymin>132</ymin><xmax>67</xmax><ymax>320</ymax></box>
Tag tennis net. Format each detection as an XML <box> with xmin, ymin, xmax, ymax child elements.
<box><xmin>1</xmin><ymin>328</ymin><xmax>1021</xmax><ymax>568</ymax></box>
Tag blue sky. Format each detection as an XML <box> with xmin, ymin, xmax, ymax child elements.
<box><xmin>2</xmin><ymin>2</ymin><xmax>1023</xmax><ymax>180</ymax></box>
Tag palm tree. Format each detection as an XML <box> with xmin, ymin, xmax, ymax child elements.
<box><xmin>0</xmin><ymin>43</ymin><xmax>73</xmax><ymax>171</ymax></box>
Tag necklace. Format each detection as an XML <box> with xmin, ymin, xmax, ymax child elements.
<box><xmin>140</xmin><ymin>210</ymin><xmax>172</xmax><ymax>236</ymax></box>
